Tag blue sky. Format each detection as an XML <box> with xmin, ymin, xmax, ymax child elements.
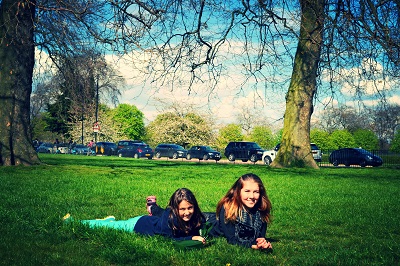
<box><xmin>33</xmin><ymin>1</ymin><xmax>400</xmax><ymax>130</ymax></box>
<box><xmin>107</xmin><ymin>47</ymin><xmax>400</xmax><ymax>130</ymax></box>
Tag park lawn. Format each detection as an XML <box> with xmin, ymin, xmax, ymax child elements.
<box><xmin>0</xmin><ymin>154</ymin><xmax>399</xmax><ymax>266</ymax></box>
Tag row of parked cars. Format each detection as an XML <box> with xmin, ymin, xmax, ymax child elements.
<box><xmin>116</xmin><ymin>141</ymin><xmax>222</xmax><ymax>161</ymax></box>
<box><xmin>151</xmin><ymin>141</ymin><xmax>382</xmax><ymax>167</ymax></box>
<box><xmin>37</xmin><ymin>139</ymin><xmax>384</xmax><ymax>167</ymax></box>
<box><xmin>36</xmin><ymin>142</ymin><xmax>95</xmax><ymax>155</ymax></box>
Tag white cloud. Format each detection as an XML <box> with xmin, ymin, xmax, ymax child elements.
<box><xmin>389</xmin><ymin>94</ymin><xmax>400</xmax><ymax>105</ymax></box>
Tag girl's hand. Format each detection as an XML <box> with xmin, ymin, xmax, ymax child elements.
<box><xmin>192</xmin><ymin>236</ymin><xmax>206</xmax><ymax>244</ymax></box>
<box><xmin>256</xmin><ymin>238</ymin><xmax>272</xmax><ymax>249</ymax></box>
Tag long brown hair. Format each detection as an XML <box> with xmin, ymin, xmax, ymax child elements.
<box><xmin>168</xmin><ymin>188</ymin><xmax>204</xmax><ymax>234</ymax></box>
<box><xmin>216</xmin><ymin>173</ymin><xmax>272</xmax><ymax>223</ymax></box>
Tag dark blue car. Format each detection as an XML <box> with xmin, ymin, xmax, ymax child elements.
<box><xmin>117</xmin><ymin>144</ymin><xmax>154</xmax><ymax>159</ymax></box>
<box><xmin>329</xmin><ymin>148</ymin><xmax>383</xmax><ymax>167</ymax></box>
<box><xmin>186</xmin><ymin>145</ymin><xmax>221</xmax><ymax>161</ymax></box>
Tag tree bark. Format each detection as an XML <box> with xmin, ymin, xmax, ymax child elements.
<box><xmin>0</xmin><ymin>0</ymin><xmax>40</xmax><ymax>165</ymax></box>
<box><xmin>271</xmin><ymin>0</ymin><xmax>324</xmax><ymax>168</ymax></box>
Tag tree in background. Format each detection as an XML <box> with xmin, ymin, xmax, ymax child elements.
<box><xmin>310</xmin><ymin>128</ymin><xmax>330</xmax><ymax>150</ymax></box>
<box><xmin>215</xmin><ymin>124</ymin><xmax>244</xmax><ymax>151</ymax></box>
<box><xmin>235</xmin><ymin>106</ymin><xmax>271</xmax><ymax>135</ymax></box>
<box><xmin>314</xmin><ymin>104</ymin><xmax>400</xmax><ymax>149</ymax></box>
<box><xmin>146</xmin><ymin>111</ymin><xmax>213</xmax><ymax>148</ymax></box>
<box><xmin>315</xmin><ymin>106</ymin><xmax>372</xmax><ymax>134</ymax></box>
<box><xmin>247</xmin><ymin>126</ymin><xmax>275</xmax><ymax>149</ymax></box>
<box><xmin>112</xmin><ymin>104</ymin><xmax>145</xmax><ymax>141</ymax></box>
<box><xmin>371</xmin><ymin>103</ymin><xmax>400</xmax><ymax>149</ymax></box>
<box><xmin>390</xmin><ymin>130</ymin><xmax>400</xmax><ymax>153</ymax></box>
<box><xmin>328</xmin><ymin>130</ymin><xmax>356</xmax><ymax>150</ymax></box>
<box><xmin>29</xmin><ymin>53</ymin><xmax>124</xmax><ymax>144</ymax></box>
<box><xmin>353</xmin><ymin>129</ymin><xmax>379</xmax><ymax>151</ymax></box>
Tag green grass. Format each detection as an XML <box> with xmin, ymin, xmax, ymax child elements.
<box><xmin>0</xmin><ymin>154</ymin><xmax>399</xmax><ymax>265</ymax></box>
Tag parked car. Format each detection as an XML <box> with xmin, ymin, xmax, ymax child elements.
<box><xmin>224</xmin><ymin>141</ymin><xmax>264</xmax><ymax>162</ymax></box>
<box><xmin>154</xmin><ymin>144</ymin><xmax>187</xmax><ymax>159</ymax></box>
<box><xmin>262</xmin><ymin>143</ymin><xmax>322</xmax><ymax>165</ymax></box>
<box><xmin>117</xmin><ymin>144</ymin><xmax>154</xmax><ymax>159</ymax></box>
<box><xmin>95</xmin><ymin>142</ymin><xmax>118</xmax><ymax>156</ymax></box>
<box><xmin>36</xmin><ymin>142</ymin><xmax>54</xmax><ymax>153</ymax></box>
<box><xmin>186</xmin><ymin>145</ymin><xmax>221</xmax><ymax>161</ymax></box>
<box><xmin>71</xmin><ymin>144</ymin><xmax>94</xmax><ymax>155</ymax></box>
<box><xmin>329</xmin><ymin>148</ymin><xmax>383</xmax><ymax>167</ymax></box>
<box><xmin>117</xmin><ymin>140</ymin><xmax>145</xmax><ymax>151</ymax></box>
<box><xmin>55</xmin><ymin>143</ymin><xmax>69</xmax><ymax>154</ymax></box>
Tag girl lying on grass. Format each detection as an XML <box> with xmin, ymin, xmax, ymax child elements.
<box><xmin>212</xmin><ymin>173</ymin><xmax>273</xmax><ymax>252</ymax></box>
<box><xmin>147</xmin><ymin>173</ymin><xmax>273</xmax><ymax>252</ymax></box>
<box><xmin>63</xmin><ymin>188</ymin><xmax>206</xmax><ymax>244</ymax></box>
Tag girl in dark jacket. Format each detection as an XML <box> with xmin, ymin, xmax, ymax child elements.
<box><xmin>212</xmin><ymin>173</ymin><xmax>273</xmax><ymax>251</ymax></box>
<box><xmin>65</xmin><ymin>188</ymin><xmax>206</xmax><ymax>243</ymax></box>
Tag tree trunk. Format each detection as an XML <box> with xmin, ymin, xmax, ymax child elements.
<box><xmin>0</xmin><ymin>1</ymin><xmax>40</xmax><ymax>165</ymax></box>
<box><xmin>271</xmin><ymin>0</ymin><xmax>324</xmax><ymax>168</ymax></box>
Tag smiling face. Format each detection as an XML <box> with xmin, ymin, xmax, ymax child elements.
<box><xmin>178</xmin><ymin>200</ymin><xmax>194</xmax><ymax>222</ymax></box>
<box><xmin>240</xmin><ymin>179</ymin><xmax>260</xmax><ymax>209</ymax></box>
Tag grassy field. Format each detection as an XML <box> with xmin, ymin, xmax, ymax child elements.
<box><xmin>0</xmin><ymin>154</ymin><xmax>399</xmax><ymax>266</ymax></box>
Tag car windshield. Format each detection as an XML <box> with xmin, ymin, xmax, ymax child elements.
<box><xmin>249</xmin><ymin>143</ymin><xmax>261</xmax><ymax>149</ymax></box>
<box><xmin>356</xmin><ymin>148</ymin><xmax>373</xmax><ymax>155</ymax></box>
<box><xmin>204</xmin><ymin>146</ymin><xmax>213</xmax><ymax>151</ymax></box>
<box><xmin>311</xmin><ymin>144</ymin><xmax>319</xmax><ymax>150</ymax></box>
<box><xmin>174</xmin><ymin>145</ymin><xmax>184</xmax><ymax>149</ymax></box>
<box><xmin>105</xmin><ymin>143</ymin><xmax>116</xmax><ymax>147</ymax></box>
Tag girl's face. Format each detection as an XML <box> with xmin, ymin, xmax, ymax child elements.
<box><xmin>178</xmin><ymin>200</ymin><xmax>194</xmax><ymax>222</ymax></box>
<box><xmin>240</xmin><ymin>179</ymin><xmax>260</xmax><ymax>209</ymax></box>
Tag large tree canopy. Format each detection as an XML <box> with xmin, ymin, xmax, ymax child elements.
<box><xmin>0</xmin><ymin>0</ymin><xmax>399</xmax><ymax>166</ymax></box>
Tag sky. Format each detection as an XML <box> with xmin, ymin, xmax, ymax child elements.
<box><xmin>33</xmin><ymin>43</ymin><xmax>400</xmax><ymax>134</ymax></box>
<box><xmin>107</xmin><ymin>51</ymin><xmax>400</xmax><ymax>130</ymax></box>
<box><xmin>111</xmin><ymin>53</ymin><xmax>287</xmax><ymax>128</ymax></box>
<box><xmin>32</xmin><ymin>1</ymin><xmax>400</xmax><ymax>131</ymax></box>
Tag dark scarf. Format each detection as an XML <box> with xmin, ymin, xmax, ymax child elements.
<box><xmin>235</xmin><ymin>208</ymin><xmax>263</xmax><ymax>245</ymax></box>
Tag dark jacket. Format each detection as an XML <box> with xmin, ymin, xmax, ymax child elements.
<box><xmin>211</xmin><ymin>206</ymin><xmax>267</xmax><ymax>248</ymax></box>
<box><xmin>134</xmin><ymin>208</ymin><xmax>201</xmax><ymax>241</ymax></box>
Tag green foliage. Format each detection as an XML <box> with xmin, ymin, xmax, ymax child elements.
<box><xmin>310</xmin><ymin>128</ymin><xmax>330</xmax><ymax>150</ymax></box>
<box><xmin>173</xmin><ymin>221</ymin><xmax>214</xmax><ymax>250</ymax></box>
<box><xmin>44</xmin><ymin>96</ymin><xmax>72</xmax><ymax>137</ymax></box>
<box><xmin>327</xmin><ymin>129</ymin><xmax>356</xmax><ymax>149</ymax></box>
<box><xmin>247</xmin><ymin>125</ymin><xmax>275</xmax><ymax>149</ymax></box>
<box><xmin>215</xmin><ymin>124</ymin><xmax>243</xmax><ymax>150</ymax></box>
<box><xmin>390</xmin><ymin>130</ymin><xmax>400</xmax><ymax>152</ymax></box>
<box><xmin>146</xmin><ymin>111</ymin><xmax>214</xmax><ymax>147</ymax></box>
<box><xmin>273</xmin><ymin>128</ymin><xmax>283</xmax><ymax>146</ymax></box>
<box><xmin>112</xmin><ymin>104</ymin><xmax>145</xmax><ymax>140</ymax></box>
<box><xmin>32</xmin><ymin>113</ymin><xmax>60</xmax><ymax>142</ymax></box>
<box><xmin>92</xmin><ymin>105</ymin><xmax>120</xmax><ymax>142</ymax></box>
<box><xmin>0</xmin><ymin>155</ymin><xmax>399</xmax><ymax>265</ymax></box>
<box><xmin>353</xmin><ymin>129</ymin><xmax>379</xmax><ymax>150</ymax></box>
